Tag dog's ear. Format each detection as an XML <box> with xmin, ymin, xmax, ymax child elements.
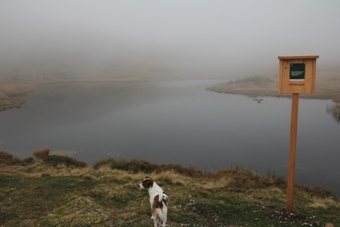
<box><xmin>142</xmin><ymin>177</ymin><xmax>153</xmax><ymax>188</ymax></box>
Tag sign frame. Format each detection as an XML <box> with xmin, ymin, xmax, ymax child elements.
<box><xmin>278</xmin><ymin>55</ymin><xmax>319</xmax><ymax>94</ymax></box>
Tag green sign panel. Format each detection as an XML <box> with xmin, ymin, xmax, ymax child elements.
<box><xmin>290</xmin><ymin>63</ymin><xmax>305</xmax><ymax>81</ymax></box>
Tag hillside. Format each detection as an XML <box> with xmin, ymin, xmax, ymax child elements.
<box><xmin>0</xmin><ymin>150</ymin><xmax>339</xmax><ymax>227</ymax></box>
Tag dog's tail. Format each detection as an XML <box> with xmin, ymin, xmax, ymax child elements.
<box><xmin>154</xmin><ymin>194</ymin><xmax>168</xmax><ymax>209</ymax></box>
<box><xmin>163</xmin><ymin>195</ymin><xmax>169</xmax><ymax>207</ymax></box>
<box><xmin>155</xmin><ymin>195</ymin><xmax>169</xmax><ymax>209</ymax></box>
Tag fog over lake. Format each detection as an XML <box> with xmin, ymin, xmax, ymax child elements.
<box><xmin>1</xmin><ymin>0</ymin><xmax>340</xmax><ymax>199</ymax></box>
<box><xmin>2</xmin><ymin>1</ymin><xmax>340</xmax><ymax>80</ymax></box>
<box><xmin>0</xmin><ymin>80</ymin><xmax>339</xmax><ymax>196</ymax></box>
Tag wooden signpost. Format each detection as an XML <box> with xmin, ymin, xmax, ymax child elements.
<box><xmin>278</xmin><ymin>55</ymin><xmax>319</xmax><ymax>212</ymax></box>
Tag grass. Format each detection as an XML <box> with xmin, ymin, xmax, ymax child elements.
<box><xmin>0</xmin><ymin>151</ymin><xmax>339</xmax><ymax>226</ymax></box>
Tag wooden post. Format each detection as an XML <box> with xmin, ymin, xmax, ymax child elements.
<box><xmin>286</xmin><ymin>93</ymin><xmax>299</xmax><ymax>212</ymax></box>
<box><xmin>278</xmin><ymin>55</ymin><xmax>318</xmax><ymax>212</ymax></box>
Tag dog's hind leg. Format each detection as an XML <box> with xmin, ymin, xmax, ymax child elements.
<box><xmin>161</xmin><ymin>218</ymin><xmax>167</xmax><ymax>227</ymax></box>
<box><xmin>151</xmin><ymin>214</ymin><xmax>159</xmax><ymax>227</ymax></box>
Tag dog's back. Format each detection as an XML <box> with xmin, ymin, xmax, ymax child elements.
<box><xmin>139</xmin><ymin>176</ymin><xmax>168</xmax><ymax>227</ymax></box>
<box><xmin>152</xmin><ymin>193</ymin><xmax>168</xmax><ymax>225</ymax></box>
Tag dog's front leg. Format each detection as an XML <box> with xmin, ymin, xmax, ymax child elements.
<box><xmin>151</xmin><ymin>215</ymin><xmax>158</xmax><ymax>227</ymax></box>
<box><xmin>153</xmin><ymin>218</ymin><xmax>158</xmax><ymax>227</ymax></box>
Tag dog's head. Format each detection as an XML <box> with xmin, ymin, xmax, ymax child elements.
<box><xmin>138</xmin><ymin>176</ymin><xmax>154</xmax><ymax>189</ymax></box>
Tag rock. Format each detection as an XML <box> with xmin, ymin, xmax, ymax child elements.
<box><xmin>325</xmin><ymin>224</ymin><xmax>334</xmax><ymax>227</ymax></box>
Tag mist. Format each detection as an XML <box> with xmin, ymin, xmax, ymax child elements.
<box><xmin>1</xmin><ymin>0</ymin><xmax>340</xmax><ymax>80</ymax></box>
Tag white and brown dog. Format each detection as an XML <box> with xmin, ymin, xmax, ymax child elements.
<box><xmin>138</xmin><ymin>176</ymin><xmax>169</xmax><ymax>227</ymax></box>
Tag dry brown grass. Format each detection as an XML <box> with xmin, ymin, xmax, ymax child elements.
<box><xmin>0</xmin><ymin>161</ymin><xmax>90</xmax><ymax>178</ymax></box>
<box><xmin>200</xmin><ymin>177</ymin><xmax>235</xmax><ymax>191</ymax></box>
<box><xmin>0</xmin><ymin>151</ymin><xmax>21</xmax><ymax>164</ymax></box>
<box><xmin>308</xmin><ymin>197</ymin><xmax>332</xmax><ymax>209</ymax></box>
<box><xmin>94</xmin><ymin>158</ymin><xmax>203</xmax><ymax>177</ymax></box>
<box><xmin>0</xmin><ymin>149</ymin><xmax>89</xmax><ymax>178</ymax></box>
<box><xmin>33</xmin><ymin>148</ymin><xmax>51</xmax><ymax>160</ymax></box>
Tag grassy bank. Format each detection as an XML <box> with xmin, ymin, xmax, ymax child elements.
<box><xmin>0</xmin><ymin>83</ymin><xmax>35</xmax><ymax>111</ymax></box>
<box><xmin>0</xmin><ymin>150</ymin><xmax>339</xmax><ymax>227</ymax></box>
<box><xmin>207</xmin><ymin>75</ymin><xmax>340</xmax><ymax>103</ymax></box>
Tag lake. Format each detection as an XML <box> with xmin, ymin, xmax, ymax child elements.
<box><xmin>0</xmin><ymin>80</ymin><xmax>339</xmax><ymax>196</ymax></box>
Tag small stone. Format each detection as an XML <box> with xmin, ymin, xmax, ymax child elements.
<box><xmin>325</xmin><ymin>224</ymin><xmax>335</xmax><ymax>227</ymax></box>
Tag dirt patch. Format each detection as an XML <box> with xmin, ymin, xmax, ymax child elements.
<box><xmin>185</xmin><ymin>199</ymin><xmax>232</xmax><ymax>227</ymax></box>
<box><xmin>267</xmin><ymin>209</ymin><xmax>320</xmax><ymax>226</ymax></box>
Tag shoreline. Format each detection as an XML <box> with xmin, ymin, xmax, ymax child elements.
<box><xmin>1</xmin><ymin>149</ymin><xmax>339</xmax><ymax>198</ymax></box>
<box><xmin>1</xmin><ymin>76</ymin><xmax>340</xmax><ymax>112</ymax></box>
<box><xmin>206</xmin><ymin>78</ymin><xmax>340</xmax><ymax>103</ymax></box>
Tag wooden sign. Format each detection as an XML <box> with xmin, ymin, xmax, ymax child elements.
<box><xmin>278</xmin><ymin>55</ymin><xmax>319</xmax><ymax>94</ymax></box>
<box><xmin>278</xmin><ymin>55</ymin><xmax>319</xmax><ymax>212</ymax></box>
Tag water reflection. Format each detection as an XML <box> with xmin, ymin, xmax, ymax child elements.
<box><xmin>251</xmin><ymin>96</ymin><xmax>264</xmax><ymax>104</ymax></box>
<box><xmin>326</xmin><ymin>104</ymin><xmax>340</xmax><ymax>123</ymax></box>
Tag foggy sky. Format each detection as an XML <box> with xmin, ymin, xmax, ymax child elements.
<box><xmin>1</xmin><ymin>0</ymin><xmax>340</xmax><ymax>79</ymax></box>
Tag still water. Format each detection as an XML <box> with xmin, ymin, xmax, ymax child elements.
<box><xmin>0</xmin><ymin>80</ymin><xmax>339</xmax><ymax>196</ymax></box>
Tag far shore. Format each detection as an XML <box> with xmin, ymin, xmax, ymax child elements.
<box><xmin>1</xmin><ymin>73</ymin><xmax>340</xmax><ymax>112</ymax></box>
<box><xmin>207</xmin><ymin>76</ymin><xmax>340</xmax><ymax>103</ymax></box>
